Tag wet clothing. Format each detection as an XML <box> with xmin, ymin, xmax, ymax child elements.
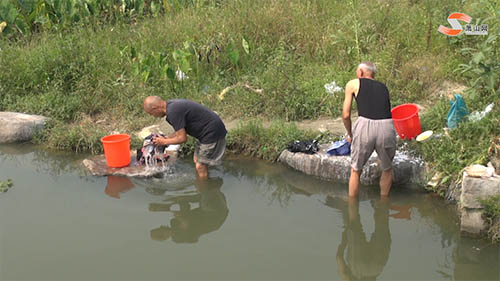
<box><xmin>351</xmin><ymin>117</ymin><xmax>396</xmax><ymax>171</ymax></box>
<box><xmin>351</xmin><ymin>79</ymin><xmax>396</xmax><ymax>171</ymax></box>
<box><xmin>355</xmin><ymin>78</ymin><xmax>392</xmax><ymax>120</ymax></box>
<box><xmin>166</xmin><ymin>99</ymin><xmax>227</xmax><ymax>144</ymax></box>
<box><xmin>194</xmin><ymin>138</ymin><xmax>226</xmax><ymax>166</ymax></box>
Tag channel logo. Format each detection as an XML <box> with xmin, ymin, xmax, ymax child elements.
<box><xmin>438</xmin><ymin>12</ymin><xmax>488</xmax><ymax>36</ymax></box>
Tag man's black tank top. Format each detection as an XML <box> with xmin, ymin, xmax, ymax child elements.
<box><xmin>354</xmin><ymin>78</ymin><xmax>392</xmax><ymax>120</ymax></box>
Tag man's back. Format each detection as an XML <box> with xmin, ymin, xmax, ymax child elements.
<box><xmin>354</xmin><ymin>78</ymin><xmax>392</xmax><ymax>120</ymax></box>
<box><xmin>166</xmin><ymin>99</ymin><xmax>227</xmax><ymax>144</ymax></box>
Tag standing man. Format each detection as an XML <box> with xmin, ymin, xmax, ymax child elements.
<box><xmin>143</xmin><ymin>96</ymin><xmax>227</xmax><ymax>179</ymax></box>
<box><xmin>342</xmin><ymin>62</ymin><xmax>396</xmax><ymax>197</ymax></box>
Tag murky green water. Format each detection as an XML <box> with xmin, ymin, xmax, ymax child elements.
<box><xmin>0</xmin><ymin>144</ymin><xmax>498</xmax><ymax>281</ymax></box>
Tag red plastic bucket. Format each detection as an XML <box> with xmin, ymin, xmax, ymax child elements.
<box><xmin>100</xmin><ymin>134</ymin><xmax>131</xmax><ymax>168</ymax></box>
<box><xmin>391</xmin><ymin>104</ymin><xmax>421</xmax><ymax>140</ymax></box>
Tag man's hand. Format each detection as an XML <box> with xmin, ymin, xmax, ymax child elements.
<box><xmin>152</xmin><ymin>129</ymin><xmax>187</xmax><ymax>146</ymax></box>
<box><xmin>152</xmin><ymin>136</ymin><xmax>167</xmax><ymax>146</ymax></box>
<box><xmin>345</xmin><ymin>134</ymin><xmax>352</xmax><ymax>143</ymax></box>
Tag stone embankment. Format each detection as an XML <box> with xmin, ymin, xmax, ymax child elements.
<box><xmin>459</xmin><ymin>169</ymin><xmax>500</xmax><ymax>238</ymax></box>
<box><xmin>278</xmin><ymin>144</ymin><xmax>426</xmax><ymax>187</ymax></box>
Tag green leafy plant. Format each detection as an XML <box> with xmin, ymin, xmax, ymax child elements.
<box><xmin>457</xmin><ymin>35</ymin><xmax>499</xmax><ymax>96</ymax></box>
<box><xmin>0</xmin><ymin>179</ymin><xmax>13</xmax><ymax>193</ymax></box>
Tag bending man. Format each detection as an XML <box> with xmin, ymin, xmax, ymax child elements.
<box><xmin>144</xmin><ymin>97</ymin><xmax>227</xmax><ymax>179</ymax></box>
<box><xmin>342</xmin><ymin>62</ymin><xmax>396</xmax><ymax>197</ymax></box>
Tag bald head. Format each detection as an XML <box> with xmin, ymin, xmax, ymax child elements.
<box><xmin>356</xmin><ymin>62</ymin><xmax>377</xmax><ymax>78</ymax></box>
<box><xmin>144</xmin><ymin>96</ymin><xmax>166</xmax><ymax>117</ymax></box>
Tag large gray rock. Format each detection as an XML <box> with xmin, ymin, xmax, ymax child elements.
<box><xmin>460</xmin><ymin>209</ymin><xmax>486</xmax><ymax>235</ymax></box>
<box><xmin>460</xmin><ymin>173</ymin><xmax>500</xmax><ymax>209</ymax></box>
<box><xmin>0</xmin><ymin>112</ymin><xmax>48</xmax><ymax>143</ymax></box>
<box><xmin>83</xmin><ymin>151</ymin><xmax>178</xmax><ymax>177</ymax></box>
<box><xmin>459</xmin><ymin>173</ymin><xmax>500</xmax><ymax>236</ymax></box>
<box><xmin>278</xmin><ymin>144</ymin><xmax>425</xmax><ymax>187</ymax></box>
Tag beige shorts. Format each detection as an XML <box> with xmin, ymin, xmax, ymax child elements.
<box><xmin>194</xmin><ymin>138</ymin><xmax>226</xmax><ymax>166</ymax></box>
<box><xmin>351</xmin><ymin>117</ymin><xmax>396</xmax><ymax>171</ymax></box>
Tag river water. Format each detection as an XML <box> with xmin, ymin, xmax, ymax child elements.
<box><xmin>0</xmin><ymin>144</ymin><xmax>498</xmax><ymax>281</ymax></box>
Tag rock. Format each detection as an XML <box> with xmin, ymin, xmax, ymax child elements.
<box><xmin>460</xmin><ymin>173</ymin><xmax>500</xmax><ymax>209</ymax></box>
<box><xmin>83</xmin><ymin>150</ymin><xmax>178</xmax><ymax>177</ymax></box>
<box><xmin>426</xmin><ymin>172</ymin><xmax>442</xmax><ymax>189</ymax></box>
<box><xmin>459</xmin><ymin>172</ymin><xmax>500</xmax><ymax>236</ymax></box>
<box><xmin>278</xmin><ymin>144</ymin><xmax>425</xmax><ymax>187</ymax></box>
<box><xmin>136</xmin><ymin>125</ymin><xmax>165</xmax><ymax>139</ymax></box>
<box><xmin>464</xmin><ymin>164</ymin><xmax>493</xmax><ymax>178</ymax></box>
<box><xmin>460</xmin><ymin>209</ymin><xmax>486</xmax><ymax>235</ymax></box>
<box><xmin>0</xmin><ymin>112</ymin><xmax>48</xmax><ymax>143</ymax></box>
<box><xmin>445</xmin><ymin>181</ymin><xmax>461</xmax><ymax>203</ymax></box>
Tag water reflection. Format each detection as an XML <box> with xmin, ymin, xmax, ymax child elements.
<box><xmin>0</xmin><ymin>143</ymin><xmax>85</xmax><ymax>177</ymax></box>
<box><xmin>331</xmin><ymin>197</ymin><xmax>407</xmax><ymax>281</ymax></box>
<box><xmin>222</xmin><ymin>157</ymin><xmax>296</xmax><ymax>206</ymax></box>
<box><xmin>102</xmin><ymin>173</ymin><xmax>229</xmax><ymax>244</ymax></box>
<box><xmin>149</xmin><ymin>177</ymin><xmax>228</xmax><ymax>243</ymax></box>
<box><xmin>105</xmin><ymin>175</ymin><xmax>136</xmax><ymax>199</ymax></box>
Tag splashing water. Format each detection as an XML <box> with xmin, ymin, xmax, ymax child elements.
<box><xmin>142</xmin><ymin>144</ymin><xmax>172</xmax><ymax>174</ymax></box>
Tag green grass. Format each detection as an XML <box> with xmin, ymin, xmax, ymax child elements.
<box><xmin>411</xmin><ymin>94</ymin><xmax>500</xmax><ymax>195</ymax></box>
<box><xmin>1</xmin><ymin>0</ymin><xmax>483</xmax><ymax>127</ymax></box>
<box><xmin>481</xmin><ymin>195</ymin><xmax>500</xmax><ymax>219</ymax></box>
<box><xmin>227</xmin><ymin>120</ymin><xmax>317</xmax><ymax>161</ymax></box>
<box><xmin>480</xmin><ymin>195</ymin><xmax>500</xmax><ymax>242</ymax></box>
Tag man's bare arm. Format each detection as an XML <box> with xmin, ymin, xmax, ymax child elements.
<box><xmin>153</xmin><ymin>129</ymin><xmax>187</xmax><ymax>146</ymax></box>
<box><xmin>342</xmin><ymin>80</ymin><xmax>355</xmax><ymax>141</ymax></box>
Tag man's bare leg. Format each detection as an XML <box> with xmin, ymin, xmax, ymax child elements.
<box><xmin>193</xmin><ymin>155</ymin><xmax>208</xmax><ymax>179</ymax></box>
<box><xmin>380</xmin><ymin>168</ymin><xmax>393</xmax><ymax>196</ymax></box>
<box><xmin>349</xmin><ymin>168</ymin><xmax>361</xmax><ymax>197</ymax></box>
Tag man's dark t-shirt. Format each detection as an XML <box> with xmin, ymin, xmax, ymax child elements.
<box><xmin>166</xmin><ymin>99</ymin><xmax>227</xmax><ymax>144</ymax></box>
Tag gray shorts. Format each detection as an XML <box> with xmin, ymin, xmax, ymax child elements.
<box><xmin>351</xmin><ymin>117</ymin><xmax>396</xmax><ymax>171</ymax></box>
<box><xmin>194</xmin><ymin>138</ymin><xmax>226</xmax><ymax>166</ymax></box>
